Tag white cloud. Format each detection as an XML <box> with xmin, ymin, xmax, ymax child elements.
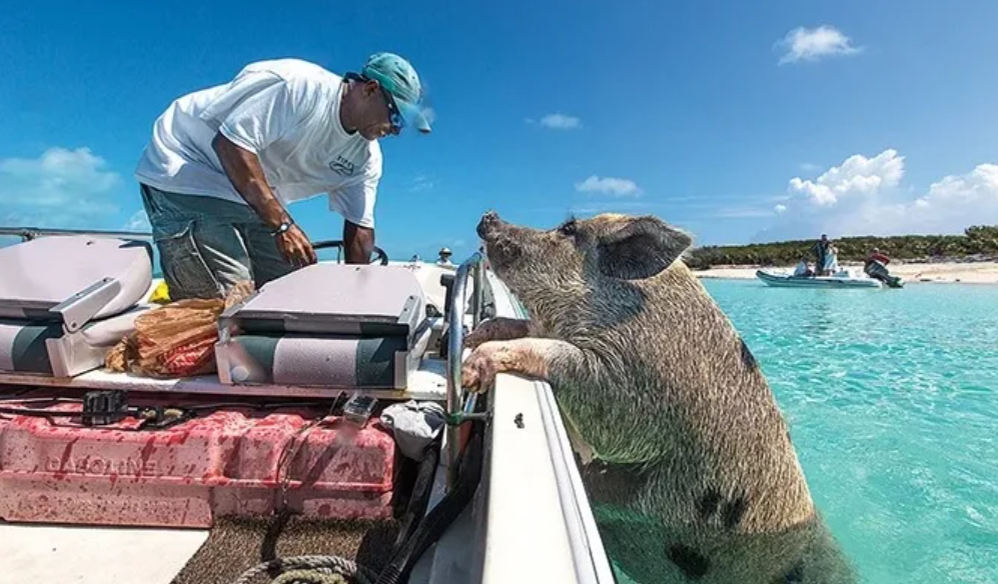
<box><xmin>575</xmin><ymin>175</ymin><xmax>641</xmax><ymax>197</ymax></box>
<box><xmin>777</xmin><ymin>25</ymin><xmax>863</xmax><ymax>65</ymax></box>
<box><xmin>775</xmin><ymin>204</ymin><xmax>788</xmax><ymax>214</ymax></box>
<box><xmin>715</xmin><ymin>207</ymin><xmax>779</xmax><ymax>219</ymax></box>
<box><xmin>410</xmin><ymin>173</ymin><xmax>435</xmax><ymax>192</ymax></box>
<box><xmin>124</xmin><ymin>210</ymin><xmax>151</xmax><ymax>231</ymax></box>
<box><xmin>753</xmin><ymin>149</ymin><xmax>998</xmax><ymax>242</ymax></box>
<box><xmin>538</xmin><ymin>113</ymin><xmax>581</xmax><ymax>130</ymax></box>
<box><xmin>788</xmin><ymin>149</ymin><xmax>904</xmax><ymax>206</ymax></box>
<box><xmin>909</xmin><ymin>164</ymin><xmax>998</xmax><ymax>228</ymax></box>
<box><xmin>0</xmin><ymin>147</ymin><xmax>121</xmax><ymax>227</ymax></box>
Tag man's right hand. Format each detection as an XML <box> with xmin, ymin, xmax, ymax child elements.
<box><xmin>275</xmin><ymin>223</ymin><xmax>318</xmax><ymax>267</ymax></box>
<box><xmin>212</xmin><ymin>132</ymin><xmax>318</xmax><ymax>269</ymax></box>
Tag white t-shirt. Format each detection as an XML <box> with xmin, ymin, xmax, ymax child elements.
<box><xmin>134</xmin><ymin>59</ymin><xmax>381</xmax><ymax>228</ymax></box>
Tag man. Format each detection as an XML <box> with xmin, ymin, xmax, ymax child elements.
<box><xmin>435</xmin><ymin>247</ymin><xmax>454</xmax><ymax>268</ymax></box>
<box><xmin>134</xmin><ymin>53</ymin><xmax>431</xmax><ymax>300</ymax></box>
<box><xmin>811</xmin><ymin>233</ymin><xmax>830</xmax><ymax>276</ymax></box>
<box><xmin>867</xmin><ymin>247</ymin><xmax>890</xmax><ymax>266</ymax></box>
<box><xmin>792</xmin><ymin>256</ymin><xmax>814</xmax><ymax>277</ymax></box>
<box><xmin>864</xmin><ymin>247</ymin><xmax>890</xmax><ymax>279</ymax></box>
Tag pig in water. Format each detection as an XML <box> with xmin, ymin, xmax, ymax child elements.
<box><xmin>463</xmin><ymin>211</ymin><xmax>858</xmax><ymax>584</ymax></box>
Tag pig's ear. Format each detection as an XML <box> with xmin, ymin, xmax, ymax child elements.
<box><xmin>597</xmin><ymin>216</ymin><xmax>693</xmax><ymax>280</ymax></box>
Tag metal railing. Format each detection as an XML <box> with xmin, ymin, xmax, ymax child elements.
<box><xmin>0</xmin><ymin>226</ymin><xmax>153</xmax><ymax>242</ymax></box>
<box><xmin>445</xmin><ymin>251</ymin><xmax>490</xmax><ymax>487</ymax></box>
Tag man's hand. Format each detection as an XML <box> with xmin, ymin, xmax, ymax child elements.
<box><xmin>276</xmin><ymin>223</ymin><xmax>317</xmax><ymax>267</ymax></box>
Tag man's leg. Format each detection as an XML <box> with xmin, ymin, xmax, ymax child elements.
<box><xmin>140</xmin><ymin>184</ymin><xmax>257</xmax><ymax>300</ymax></box>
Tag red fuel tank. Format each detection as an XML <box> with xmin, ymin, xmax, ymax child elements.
<box><xmin>0</xmin><ymin>390</ymin><xmax>396</xmax><ymax>528</ymax></box>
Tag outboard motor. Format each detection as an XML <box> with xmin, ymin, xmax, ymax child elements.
<box><xmin>864</xmin><ymin>260</ymin><xmax>904</xmax><ymax>288</ymax></box>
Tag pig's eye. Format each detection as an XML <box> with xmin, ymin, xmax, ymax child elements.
<box><xmin>558</xmin><ymin>220</ymin><xmax>578</xmax><ymax>237</ymax></box>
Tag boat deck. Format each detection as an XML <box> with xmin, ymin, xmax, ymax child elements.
<box><xmin>0</xmin><ymin>356</ymin><xmax>449</xmax><ymax>402</ymax></box>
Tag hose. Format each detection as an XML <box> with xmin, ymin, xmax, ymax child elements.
<box><xmin>391</xmin><ymin>442</ymin><xmax>441</xmax><ymax>555</ymax></box>
<box><xmin>374</xmin><ymin>421</ymin><xmax>485</xmax><ymax>584</ymax></box>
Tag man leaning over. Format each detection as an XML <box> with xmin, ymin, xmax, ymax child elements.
<box><xmin>134</xmin><ymin>52</ymin><xmax>431</xmax><ymax>300</ymax></box>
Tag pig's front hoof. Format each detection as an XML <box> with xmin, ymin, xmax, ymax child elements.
<box><xmin>461</xmin><ymin>355</ymin><xmax>494</xmax><ymax>393</ymax></box>
<box><xmin>461</xmin><ymin>343</ymin><xmax>503</xmax><ymax>393</ymax></box>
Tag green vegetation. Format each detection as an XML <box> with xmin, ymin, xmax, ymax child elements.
<box><xmin>685</xmin><ymin>225</ymin><xmax>998</xmax><ymax>270</ymax></box>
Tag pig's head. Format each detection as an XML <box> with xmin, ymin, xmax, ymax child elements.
<box><xmin>476</xmin><ymin>211</ymin><xmax>693</xmax><ymax>333</ymax></box>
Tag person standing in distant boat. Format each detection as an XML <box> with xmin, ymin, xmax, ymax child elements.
<box><xmin>811</xmin><ymin>234</ymin><xmax>830</xmax><ymax>275</ymax></box>
<box><xmin>824</xmin><ymin>242</ymin><xmax>840</xmax><ymax>274</ymax></box>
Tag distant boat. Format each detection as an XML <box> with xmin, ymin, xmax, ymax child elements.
<box><xmin>755</xmin><ymin>268</ymin><xmax>884</xmax><ymax>289</ymax></box>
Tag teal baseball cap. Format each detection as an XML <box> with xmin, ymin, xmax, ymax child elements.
<box><xmin>360</xmin><ymin>52</ymin><xmax>431</xmax><ymax>134</ymax></box>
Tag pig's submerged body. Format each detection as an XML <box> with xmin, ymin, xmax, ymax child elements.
<box><xmin>549</xmin><ymin>263</ymin><xmax>854</xmax><ymax>583</ymax></box>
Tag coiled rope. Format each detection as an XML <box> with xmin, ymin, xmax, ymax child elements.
<box><xmin>230</xmin><ymin>555</ymin><xmax>377</xmax><ymax>584</ymax></box>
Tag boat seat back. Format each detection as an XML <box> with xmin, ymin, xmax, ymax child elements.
<box><xmin>216</xmin><ymin>263</ymin><xmax>432</xmax><ymax>390</ymax></box>
<box><xmin>0</xmin><ymin>235</ymin><xmax>153</xmax><ymax>376</ymax></box>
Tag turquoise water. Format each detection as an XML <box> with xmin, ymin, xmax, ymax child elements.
<box><xmin>699</xmin><ymin>279</ymin><xmax>998</xmax><ymax>583</ymax></box>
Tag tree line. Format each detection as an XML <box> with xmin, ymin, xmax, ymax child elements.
<box><xmin>684</xmin><ymin>225</ymin><xmax>998</xmax><ymax>270</ymax></box>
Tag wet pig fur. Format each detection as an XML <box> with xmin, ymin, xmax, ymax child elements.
<box><xmin>463</xmin><ymin>211</ymin><xmax>857</xmax><ymax>584</ymax></box>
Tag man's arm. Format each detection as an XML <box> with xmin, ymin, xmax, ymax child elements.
<box><xmin>212</xmin><ymin>132</ymin><xmax>316</xmax><ymax>266</ymax></box>
<box><xmin>343</xmin><ymin>220</ymin><xmax>374</xmax><ymax>264</ymax></box>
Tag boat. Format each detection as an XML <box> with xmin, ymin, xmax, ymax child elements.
<box><xmin>0</xmin><ymin>226</ymin><xmax>615</xmax><ymax>584</ymax></box>
<box><xmin>755</xmin><ymin>267</ymin><xmax>886</xmax><ymax>288</ymax></box>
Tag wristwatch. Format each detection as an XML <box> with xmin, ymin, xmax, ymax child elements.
<box><xmin>271</xmin><ymin>219</ymin><xmax>295</xmax><ymax>236</ymax></box>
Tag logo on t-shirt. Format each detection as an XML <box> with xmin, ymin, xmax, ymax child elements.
<box><xmin>329</xmin><ymin>155</ymin><xmax>356</xmax><ymax>176</ymax></box>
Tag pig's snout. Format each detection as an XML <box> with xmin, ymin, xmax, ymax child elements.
<box><xmin>477</xmin><ymin>210</ymin><xmax>502</xmax><ymax>239</ymax></box>
<box><xmin>476</xmin><ymin>211</ymin><xmax>521</xmax><ymax>267</ymax></box>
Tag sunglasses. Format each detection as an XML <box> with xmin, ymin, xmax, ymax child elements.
<box><xmin>347</xmin><ymin>72</ymin><xmax>404</xmax><ymax>132</ymax></box>
<box><xmin>378</xmin><ymin>86</ymin><xmax>405</xmax><ymax>132</ymax></box>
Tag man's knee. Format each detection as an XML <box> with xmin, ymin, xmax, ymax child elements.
<box><xmin>155</xmin><ymin>221</ymin><xmax>226</xmax><ymax>300</ymax></box>
<box><xmin>151</xmin><ymin>217</ymin><xmax>253</xmax><ymax>301</ymax></box>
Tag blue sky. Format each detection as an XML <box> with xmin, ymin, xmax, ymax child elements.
<box><xmin>2</xmin><ymin>0</ymin><xmax>996</xmax><ymax>259</ymax></box>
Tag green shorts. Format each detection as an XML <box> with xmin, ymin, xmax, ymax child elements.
<box><xmin>139</xmin><ymin>184</ymin><xmax>295</xmax><ymax>300</ymax></box>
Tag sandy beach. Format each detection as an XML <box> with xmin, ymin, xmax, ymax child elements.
<box><xmin>693</xmin><ymin>261</ymin><xmax>998</xmax><ymax>284</ymax></box>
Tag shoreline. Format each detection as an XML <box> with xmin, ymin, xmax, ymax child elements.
<box><xmin>692</xmin><ymin>261</ymin><xmax>998</xmax><ymax>285</ymax></box>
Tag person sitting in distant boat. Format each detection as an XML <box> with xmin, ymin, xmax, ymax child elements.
<box><xmin>792</xmin><ymin>257</ymin><xmax>814</xmax><ymax>277</ymax></box>
<box><xmin>866</xmin><ymin>247</ymin><xmax>890</xmax><ymax>267</ymax></box>
<box><xmin>864</xmin><ymin>247</ymin><xmax>902</xmax><ymax>286</ymax></box>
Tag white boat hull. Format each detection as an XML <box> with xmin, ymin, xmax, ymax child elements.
<box><xmin>755</xmin><ymin>269</ymin><xmax>883</xmax><ymax>289</ymax></box>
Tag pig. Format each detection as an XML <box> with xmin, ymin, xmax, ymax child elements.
<box><xmin>462</xmin><ymin>211</ymin><xmax>857</xmax><ymax>584</ymax></box>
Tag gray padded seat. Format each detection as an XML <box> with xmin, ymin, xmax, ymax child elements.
<box><xmin>0</xmin><ymin>235</ymin><xmax>153</xmax><ymax>377</ymax></box>
<box><xmin>215</xmin><ymin>263</ymin><xmax>432</xmax><ymax>390</ymax></box>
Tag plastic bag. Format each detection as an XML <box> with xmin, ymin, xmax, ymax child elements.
<box><xmin>106</xmin><ymin>281</ymin><xmax>254</xmax><ymax>378</ymax></box>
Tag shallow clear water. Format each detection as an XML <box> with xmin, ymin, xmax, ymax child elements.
<box><xmin>696</xmin><ymin>279</ymin><xmax>998</xmax><ymax>583</ymax></box>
